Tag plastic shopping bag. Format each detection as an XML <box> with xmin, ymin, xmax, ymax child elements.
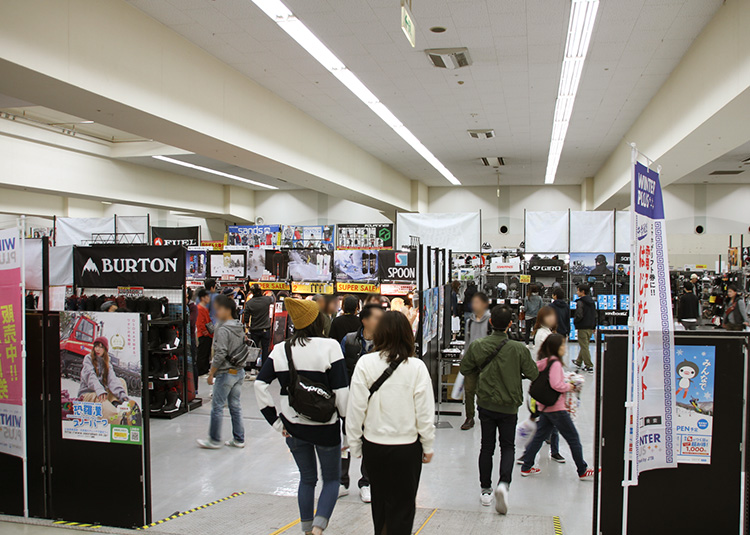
<box><xmin>516</xmin><ymin>417</ymin><xmax>538</xmax><ymax>448</ymax></box>
<box><xmin>450</xmin><ymin>372</ymin><xmax>465</xmax><ymax>400</ymax></box>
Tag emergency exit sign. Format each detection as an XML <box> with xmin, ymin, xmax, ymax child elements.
<box><xmin>401</xmin><ymin>2</ymin><xmax>416</xmax><ymax>47</ymax></box>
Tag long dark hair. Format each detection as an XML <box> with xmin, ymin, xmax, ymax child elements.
<box><xmin>91</xmin><ymin>343</ymin><xmax>110</xmax><ymax>382</ymax></box>
<box><xmin>290</xmin><ymin>312</ymin><xmax>327</xmax><ymax>348</ymax></box>
<box><xmin>537</xmin><ymin>333</ymin><xmax>566</xmax><ymax>365</ymax></box>
<box><xmin>373</xmin><ymin>311</ymin><xmax>414</xmax><ymax>363</ymax></box>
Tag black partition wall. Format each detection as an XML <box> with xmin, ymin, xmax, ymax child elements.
<box><xmin>595</xmin><ymin>331</ymin><xmax>749</xmax><ymax>534</ymax></box>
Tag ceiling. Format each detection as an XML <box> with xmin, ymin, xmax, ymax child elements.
<box><xmin>0</xmin><ymin>100</ymin><xmax>290</xmax><ymax>190</ymax></box>
<box><xmin>0</xmin><ymin>104</ymin><xmax>151</xmax><ymax>143</ymax></box>
<box><xmin>123</xmin><ymin>153</ymin><xmax>297</xmax><ymax>190</ymax></box>
<box><xmin>126</xmin><ymin>0</ymin><xmax>723</xmax><ymax>187</ymax></box>
<box><xmin>675</xmin><ymin>141</ymin><xmax>750</xmax><ymax>185</ymax></box>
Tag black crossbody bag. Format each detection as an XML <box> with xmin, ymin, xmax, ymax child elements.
<box><xmin>368</xmin><ymin>359</ymin><xmax>403</xmax><ymax>398</ymax></box>
<box><xmin>528</xmin><ymin>357</ymin><xmax>562</xmax><ymax>407</ymax></box>
<box><xmin>284</xmin><ymin>343</ymin><xmax>337</xmax><ymax>423</ymax></box>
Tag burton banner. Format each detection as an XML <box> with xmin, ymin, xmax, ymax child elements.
<box><xmin>0</xmin><ymin>227</ymin><xmax>23</xmax><ymax>457</ymax></box>
<box><xmin>632</xmin><ymin>161</ymin><xmax>676</xmax><ymax>476</ymax></box>
<box><xmin>74</xmin><ymin>245</ymin><xmax>186</xmax><ymax>288</ymax></box>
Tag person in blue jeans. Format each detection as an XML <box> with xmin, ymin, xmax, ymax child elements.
<box><xmin>197</xmin><ymin>295</ymin><xmax>247</xmax><ymax>449</ymax></box>
<box><xmin>255</xmin><ymin>298</ymin><xmax>350</xmax><ymax>535</ymax></box>
<box><xmin>520</xmin><ymin>334</ymin><xmax>595</xmax><ymax>480</ymax></box>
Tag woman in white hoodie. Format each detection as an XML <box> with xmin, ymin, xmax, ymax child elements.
<box><xmin>346</xmin><ymin>311</ymin><xmax>435</xmax><ymax>535</ymax></box>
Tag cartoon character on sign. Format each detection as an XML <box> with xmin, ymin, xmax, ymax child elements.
<box><xmin>675</xmin><ymin>360</ymin><xmax>699</xmax><ymax>399</ymax></box>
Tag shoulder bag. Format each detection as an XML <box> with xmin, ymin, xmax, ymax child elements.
<box><xmin>528</xmin><ymin>357</ymin><xmax>562</xmax><ymax>407</ymax></box>
<box><xmin>368</xmin><ymin>359</ymin><xmax>403</xmax><ymax>399</ymax></box>
<box><xmin>284</xmin><ymin>342</ymin><xmax>337</xmax><ymax>423</ymax></box>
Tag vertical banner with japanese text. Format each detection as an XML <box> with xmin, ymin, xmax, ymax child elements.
<box><xmin>633</xmin><ymin>161</ymin><xmax>676</xmax><ymax>476</ymax></box>
<box><xmin>0</xmin><ymin>227</ymin><xmax>24</xmax><ymax>457</ymax></box>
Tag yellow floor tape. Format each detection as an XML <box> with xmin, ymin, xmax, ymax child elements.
<box><xmin>139</xmin><ymin>491</ymin><xmax>246</xmax><ymax>530</ymax></box>
<box><xmin>553</xmin><ymin>515</ymin><xmax>563</xmax><ymax>535</ymax></box>
<box><xmin>52</xmin><ymin>521</ymin><xmax>101</xmax><ymax>529</ymax></box>
<box><xmin>268</xmin><ymin>518</ymin><xmax>301</xmax><ymax>535</ymax></box>
<box><xmin>413</xmin><ymin>508</ymin><xmax>438</xmax><ymax>535</ymax></box>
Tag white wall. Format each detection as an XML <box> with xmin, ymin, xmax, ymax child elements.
<box><xmin>663</xmin><ymin>184</ymin><xmax>750</xmax><ymax>268</ymax></box>
<box><xmin>254</xmin><ymin>190</ymin><xmax>393</xmax><ymax>226</ymax></box>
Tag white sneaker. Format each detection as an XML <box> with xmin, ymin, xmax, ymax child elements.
<box><xmin>359</xmin><ymin>486</ymin><xmax>371</xmax><ymax>503</ymax></box>
<box><xmin>494</xmin><ymin>482</ymin><xmax>509</xmax><ymax>515</ymax></box>
<box><xmin>196</xmin><ymin>438</ymin><xmax>222</xmax><ymax>449</ymax></box>
<box><xmin>338</xmin><ymin>485</ymin><xmax>349</xmax><ymax>498</ymax></box>
<box><xmin>225</xmin><ymin>439</ymin><xmax>245</xmax><ymax>448</ymax></box>
<box><xmin>480</xmin><ymin>490</ymin><xmax>493</xmax><ymax>507</ymax></box>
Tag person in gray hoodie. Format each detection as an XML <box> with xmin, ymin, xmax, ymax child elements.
<box><xmin>197</xmin><ymin>294</ymin><xmax>248</xmax><ymax>449</ymax></box>
<box><xmin>461</xmin><ymin>292</ymin><xmax>492</xmax><ymax>430</ymax></box>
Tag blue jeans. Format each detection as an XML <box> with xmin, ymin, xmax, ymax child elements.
<box><xmin>209</xmin><ymin>370</ymin><xmax>245</xmax><ymax>443</ymax></box>
<box><xmin>522</xmin><ymin>411</ymin><xmax>587</xmax><ymax>476</ymax></box>
<box><xmin>286</xmin><ymin>436</ymin><xmax>341</xmax><ymax>532</ymax></box>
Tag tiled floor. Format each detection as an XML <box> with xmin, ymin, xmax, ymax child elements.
<box><xmin>1</xmin><ymin>344</ymin><xmax>597</xmax><ymax>535</ymax></box>
<box><xmin>149</xmin><ymin>343</ymin><xmax>596</xmax><ymax>535</ymax></box>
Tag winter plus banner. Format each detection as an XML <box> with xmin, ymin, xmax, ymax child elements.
<box><xmin>0</xmin><ymin>227</ymin><xmax>23</xmax><ymax>457</ymax></box>
<box><xmin>632</xmin><ymin>161</ymin><xmax>676</xmax><ymax>476</ymax></box>
<box><xmin>151</xmin><ymin>226</ymin><xmax>200</xmax><ymax>247</ymax></box>
<box><xmin>674</xmin><ymin>345</ymin><xmax>715</xmax><ymax>464</ymax></box>
<box><xmin>60</xmin><ymin>312</ymin><xmax>143</xmax><ymax>445</ymax></box>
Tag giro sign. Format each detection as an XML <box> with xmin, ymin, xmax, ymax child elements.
<box><xmin>74</xmin><ymin>245</ymin><xmax>186</xmax><ymax>288</ymax></box>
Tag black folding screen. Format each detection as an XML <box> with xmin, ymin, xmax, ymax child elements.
<box><xmin>595</xmin><ymin>332</ymin><xmax>748</xmax><ymax>534</ymax></box>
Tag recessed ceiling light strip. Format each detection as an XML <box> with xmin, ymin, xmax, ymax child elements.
<box><xmin>152</xmin><ymin>155</ymin><xmax>278</xmax><ymax>189</ymax></box>
<box><xmin>545</xmin><ymin>0</ymin><xmax>599</xmax><ymax>185</ymax></box>
<box><xmin>250</xmin><ymin>0</ymin><xmax>462</xmax><ymax>186</ymax></box>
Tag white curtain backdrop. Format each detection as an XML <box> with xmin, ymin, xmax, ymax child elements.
<box><xmin>50</xmin><ymin>246</ymin><xmax>74</xmax><ymax>286</ymax></box>
<box><xmin>397</xmin><ymin>212</ymin><xmax>481</xmax><ymax>251</ymax></box>
<box><xmin>24</xmin><ymin>238</ymin><xmax>43</xmax><ymax>290</ymax></box>
<box><xmin>115</xmin><ymin>216</ymin><xmax>148</xmax><ymax>243</ymax></box>
<box><xmin>525</xmin><ymin>211</ymin><xmax>569</xmax><ymax>253</ymax></box>
<box><xmin>570</xmin><ymin>211</ymin><xmax>615</xmax><ymax>252</ymax></box>
<box><xmin>55</xmin><ymin>217</ymin><xmax>115</xmax><ymax>246</ymax></box>
<box><xmin>615</xmin><ymin>211</ymin><xmax>631</xmax><ymax>252</ymax></box>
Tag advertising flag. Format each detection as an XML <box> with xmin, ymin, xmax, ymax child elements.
<box><xmin>632</xmin><ymin>162</ymin><xmax>676</xmax><ymax>475</ymax></box>
<box><xmin>0</xmin><ymin>227</ymin><xmax>23</xmax><ymax>457</ymax></box>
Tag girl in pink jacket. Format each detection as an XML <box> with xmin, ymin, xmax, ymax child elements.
<box><xmin>520</xmin><ymin>334</ymin><xmax>595</xmax><ymax>480</ymax></box>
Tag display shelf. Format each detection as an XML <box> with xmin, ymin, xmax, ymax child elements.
<box><xmin>148</xmin><ymin>317</ymin><xmax>182</xmax><ymax>326</ymax></box>
<box><xmin>188</xmin><ymin>398</ymin><xmax>203</xmax><ymax>411</ymax></box>
<box><xmin>150</xmin><ymin>406</ymin><xmax>187</xmax><ymax>419</ymax></box>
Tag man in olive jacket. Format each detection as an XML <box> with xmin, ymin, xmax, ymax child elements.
<box><xmin>460</xmin><ymin>305</ymin><xmax>539</xmax><ymax>515</ymax></box>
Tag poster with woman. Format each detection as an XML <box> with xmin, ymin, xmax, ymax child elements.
<box><xmin>60</xmin><ymin>311</ymin><xmax>143</xmax><ymax>445</ymax></box>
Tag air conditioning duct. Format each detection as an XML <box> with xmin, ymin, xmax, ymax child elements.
<box><xmin>426</xmin><ymin>48</ymin><xmax>472</xmax><ymax>69</ymax></box>
<box><xmin>468</xmin><ymin>129</ymin><xmax>495</xmax><ymax>139</ymax></box>
<box><xmin>480</xmin><ymin>157</ymin><xmax>505</xmax><ymax>167</ymax></box>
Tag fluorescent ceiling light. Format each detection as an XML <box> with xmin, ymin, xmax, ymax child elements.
<box><xmin>153</xmin><ymin>155</ymin><xmax>278</xmax><ymax>190</ymax></box>
<box><xmin>544</xmin><ymin>0</ymin><xmax>599</xmax><ymax>185</ymax></box>
<box><xmin>249</xmin><ymin>0</ymin><xmax>461</xmax><ymax>186</ymax></box>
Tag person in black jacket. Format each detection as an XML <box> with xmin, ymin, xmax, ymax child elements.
<box><xmin>329</xmin><ymin>296</ymin><xmax>362</xmax><ymax>343</ymax></box>
<box><xmin>550</xmin><ymin>287</ymin><xmax>571</xmax><ymax>338</ymax></box>
<box><xmin>677</xmin><ymin>281</ymin><xmax>700</xmax><ymax>329</ymax></box>
<box><xmin>339</xmin><ymin>303</ymin><xmax>383</xmax><ymax>502</ymax></box>
<box><xmin>573</xmin><ymin>284</ymin><xmax>596</xmax><ymax>373</ymax></box>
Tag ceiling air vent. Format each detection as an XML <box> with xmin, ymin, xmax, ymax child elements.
<box><xmin>709</xmin><ymin>170</ymin><xmax>745</xmax><ymax>175</ymax></box>
<box><xmin>480</xmin><ymin>157</ymin><xmax>505</xmax><ymax>167</ymax></box>
<box><xmin>426</xmin><ymin>48</ymin><xmax>472</xmax><ymax>70</ymax></box>
<box><xmin>468</xmin><ymin>129</ymin><xmax>494</xmax><ymax>139</ymax></box>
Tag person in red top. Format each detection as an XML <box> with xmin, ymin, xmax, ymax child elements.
<box><xmin>196</xmin><ymin>288</ymin><xmax>213</xmax><ymax>377</ymax></box>
<box><xmin>519</xmin><ymin>334</ymin><xmax>595</xmax><ymax>480</ymax></box>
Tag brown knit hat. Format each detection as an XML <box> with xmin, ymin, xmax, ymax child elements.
<box><xmin>284</xmin><ymin>298</ymin><xmax>320</xmax><ymax>329</ymax></box>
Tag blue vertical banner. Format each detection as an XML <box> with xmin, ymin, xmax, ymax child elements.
<box><xmin>674</xmin><ymin>345</ymin><xmax>715</xmax><ymax>464</ymax></box>
<box><xmin>632</xmin><ymin>162</ymin><xmax>677</xmax><ymax>476</ymax></box>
